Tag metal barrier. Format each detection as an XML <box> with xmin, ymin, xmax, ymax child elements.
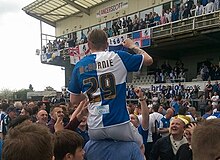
<box><xmin>151</xmin><ymin>11</ymin><xmax>220</xmax><ymax>39</ymax></box>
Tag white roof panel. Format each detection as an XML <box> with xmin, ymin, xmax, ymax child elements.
<box><xmin>22</xmin><ymin>0</ymin><xmax>109</xmax><ymax>27</ymax></box>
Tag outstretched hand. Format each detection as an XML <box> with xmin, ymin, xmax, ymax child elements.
<box><xmin>54</xmin><ymin>114</ymin><xmax>64</xmax><ymax>132</ymax></box>
<box><xmin>121</xmin><ymin>38</ymin><xmax>136</xmax><ymax>49</ymax></box>
<box><xmin>69</xmin><ymin>100</ymin><xmax>89</xmax><ymax>121</ymax></box>
<box><xmin>76</xmin><ymin>100</ymin><xmax>89</xmax><ymax>121</ymax></box>
<box><xmin>134</xmin><ymin>87</ymin><xmax>144</xmax><ymax>98</ymax></box>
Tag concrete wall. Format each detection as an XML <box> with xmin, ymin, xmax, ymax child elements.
<box><xmin>55</xmin><ymin>0</ymin><xmax>171</xmax><ymax>36</ymax></box>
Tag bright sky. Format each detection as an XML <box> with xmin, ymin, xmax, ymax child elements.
<box><xmin>0</xmin><ymin>0</ymin><xmax>65</xmax><ymax>91</ymax></box>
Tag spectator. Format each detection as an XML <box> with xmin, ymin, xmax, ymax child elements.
<box><xmin>198</xmin><ymin>94</ymin><xmax>207</xmax><ymax>116</ymax></box>
<box><xmin>212</xmin><ymin>81</ymin><xmax>220</xmax><ymax>95</ymax></box>
<box><xmin>8</xmin><ymin>115</ymin><xmax>32</xmax><ymax>129</ymax></box>
<box><xmin>149</xmin><ymin>117</ymin><xmax>188</xmax><ymax>160</ymax></box>
<box><xmin>146</xmin><ymin>104</ymin><xmax>163</xmax><ymax>158</ymax></box>
<box><xmin>171</xmin><ymin>7</ymin><xmax>179</xmax><ymax>21</ymax></box>
<box><xmin>186</xmin><ymin>107</ymin><xmax>197</xmax><ymax>122</ymax></box>
<box><xmin>179</xmin><ymin>0</ymin><xmax>185</xmax><ymax>19</ymax></box>
<box><xmin>37</xmin><ymin>101</ymin><xmax>46</xmax><ymax>111</ymax></box>
<box><xmin>205</xmin><ymin>0</ymin><xmax>214</xmax><ymax>13</ymax></box>
<box><xmin>139</xmin><ymin>18</ymin><xmax>147</xmax><ymax>29</ymax></box>
<box><xmin>54</xmin><ymin>100</ymin><xmax>89</xmax><ymax>133</ymax></box>
<box><xmin>127</xmin><ymin>17</ymin><xmax>133</xmax><ymax>32</ymax></box>
<box><xmin>122</xmin><ymin>17</ymin><xmax>128</xmax><ymax>30</ymax></box>
<box><xmin>159</xmin><ymin>108</ymin><xmax>174</xmax><ymax>137</ymax></box>
<box><xmin>106</xmin><ymin>28</ymin><xmax>113</xmax><ymax>37</ymax></box>
<box><xmin>48</xmin><ymin>105</ymin><xmax>64</xmax><ymax>133</ymax></box>
<box><xmin>211</xmin><ymin>104</ymin><xmax>220</xmax><ymax>118</ymax></box>
<box><xmin>36</xmin><ymin>109</ymin><xmax>48</xmax><ymax>126</ymax></box>
<box><xmin>0</xmin><ymin>106</ymin><xmax>17</xmax><ymax>139</ymax></box>
<box><xmin>190</xmin><ymin>85</ymin><xmax>199</xmax><ymax>110</ymax></box>
<box><xmin>112</xmin><ymin>21</ymin><xmax>120</xmax><ymax>36</ymax></box>
<box><xmin>153</xmin><ymin>13</ymin><xmax>161</xmax><ymax>25</ymax></box>
<box><xmin>0</xmin><ymin>103</ymin><xmax>9</xmax><ymax>121</ymax></box>
<box><xmin>176</xmin><ymin>122</ymin><xmax>197</xmax><ymax>160</ymax></box>
<box><xmin>201</xmin><ymin>0</ymin><xmax>209</xmax><ymax>6</ymax></box>
<box><xmin>205</xmin><ymin>80</ymin><xmax>213</xmax><ymax>97</ymax></box>
<box><xmin>84</xmin><ymin>140</ymin><xmax>145</xmax><ymax>160</ymax></box>
<box><xmin>54</xmin><ymin>129</ymin><xmax>85</xmax><ymax>160</ymax></box>
<box><xmin>80</xmin><ymin>31</ymin><xmax>87</xmax><ymax>44</ymax></box>
<box><xmin>130</xmin><ymin>87</ymin><xmax>150</xmax><ymax>157</ymax></box>
<box><xmin>191</xmin><ymin>119</ymin><xmax>220</xmax><ymax>160</ymax></box>
<box><xmin>165</xmin><ymin>9</ymin><xmax>172</xmax><ymax>23</ymax></box>
<box><xmin>20</xmin><ymin>106</ymin><xmax>32</xmax><ymax>116</ymax></box>
<box><xmin>160</xmin><ymin>10</ymin><xmax>168</xmax><ymax>24</ymax></box>
<box><xmin>211</xmin><ymin>91</ymin><xmax>219</xmax><ymax>108</ymax></box>
<box><xmin>214</xmin><ymin>0</ymin><xmax>219</xmax><ymax>11</ymax></box>
<box><xmin>202</xmin><ymin>105</ymin><xmax>213</xmax><ymax>119</ymax></box>
<box><xmin>148</xmin><ymin>12</ymin><xmax>155</xmax><ymax>27</ymax></box>
<box><xmin>214</xmin><ymin>65</ymin><xmax>220</xmax><ymax>80</ymax></box>
<box><xmin>132</xmin><ymin>14</ymin><xmax>140</xmax><ymax>31</ymax></box>
<box><xmin>170</xmin><ymin>96</ymin><xmax>180</xmax><ymax>115</ymax></box>
<box><xmin>183</xmin><ymin>0</ymin><xmax>194</xmax><ymax>18</ymax></box>
<box><xmin>2</xmin><ymin>123</ymin><xmax>53</xmax><ymax>160</ymax></box>
<box><xmin>75</xmin><ymin>115</ymin><xmax>89</xmax><ymax>147</ymax></box>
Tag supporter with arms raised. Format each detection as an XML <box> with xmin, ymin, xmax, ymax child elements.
<box><xmin>68</xmin><ymin>28</ymin><xmax>153</xmax><ymax>144</ymax></box>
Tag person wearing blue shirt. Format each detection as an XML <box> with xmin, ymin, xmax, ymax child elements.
<box><xmin>84</xmin><ymin>140</ymin><xmax>145</xmax><ymax>160</ymax></box>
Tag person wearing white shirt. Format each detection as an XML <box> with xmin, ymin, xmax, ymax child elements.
<box><xmin>195</xmin><ymin>2</ymin><xmax>204</xmax><ymax>15</ymax></box>
<box><xmin>214</xmin><ymin>0</ymin><xmax>219</xmax><ymax>11</ymax></box>
<box><xmin>211</xmin><ymin>91</ymin><xmax>219</xmax><ymax>108</ymax></box>
<box><xmin>145</xmin><ymin>104</ymin><xmax>163</xmax><ymax>159</ymax></box>
<box><xmin>205</xmin><ymin>0</ymin><xmax>214</xmax><ymax>14</ymax></box>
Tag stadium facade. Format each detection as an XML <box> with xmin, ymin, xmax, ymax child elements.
<box><xmin>22</xmin><ymin>0</ymin><xmax>220</xmax><ymax>91</ymax></box>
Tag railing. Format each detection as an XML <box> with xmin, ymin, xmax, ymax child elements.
<box><xmin>151</xmin><ymin>11</ymin><xmax>220</xmax><ymax>39</ymax></box>
<box><xmin>40</xmin><ymin>11</ymin><xmax>220</xmax><ymax>66</ymax></box>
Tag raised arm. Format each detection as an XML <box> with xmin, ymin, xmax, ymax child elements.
<box><xmin>122</xmin><ymin>38</ymin><xmax>153</xmax><ymax>66</ymax></box>
<box><xmin>134</xmin><ymin>87</ymin><xmax>149</xmax><ymax>130</ymax></box>
<box><xmin>70</xmin><ymin>93</ymin><xmax>87</xmax><ymax>106</ymax></box>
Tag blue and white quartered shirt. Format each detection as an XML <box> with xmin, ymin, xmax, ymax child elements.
<box><xmin>68</xmin><ymin>50</ymin><xmax>143</xmax><ymax>129</ymax></box>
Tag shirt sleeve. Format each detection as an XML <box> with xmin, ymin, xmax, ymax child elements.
<box><xmin>64</xmin><ymin>116</ymin><xmax>81</xmax><ymax>131</ymax></box>
<box><xmin>68</xmin><ymin>66</ymin><xmax>81</xmax><ymax>94</ymax></box>
<box><xmin>116</xmin><ymin>50</ymin><xmax>143</xmax><ymax>72</ymax></box>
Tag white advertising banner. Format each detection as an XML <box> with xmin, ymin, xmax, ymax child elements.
<box><xmin>137</xmin><ymin>81</ymin><xmax>208</xmax><ymax>92</ymax></box>
<box><xmin>108</xmin><ymin>34</ymin><xmax>127</xmax><ymax>46</ymax></box>
<box><xmin>96</xmin><ymin>1</ymin><xmax>128</xmax><ymax>18</ymax></box>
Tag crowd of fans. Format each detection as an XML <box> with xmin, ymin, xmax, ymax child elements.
<box><xmin>41</xmin><ymin>0</ymin><xmax>220</xmax><ymax>55</ymax></box>
<box><xmin>0</xmin><ymin>78</ymin><xmax>219</xmax><ymax>159</ymax></box>
<box><xmin>2</xmin><ymin>1</ymin><xmax>219</xmax><ymax>160</ymax></box>
<box><xmin>152</xmin><ymin>60</ymin><xmax>187</xmax><ymax>84</ymax></box>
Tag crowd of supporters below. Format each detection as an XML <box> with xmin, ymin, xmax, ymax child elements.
<box><xmin>0</xmin><ymin>79</ymin><xmax>219</xmax><ymax>159</ymax></box>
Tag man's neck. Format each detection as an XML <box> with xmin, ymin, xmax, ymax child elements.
<box><xmin>172</xmin><ymin>134</ymin><xmax>183</xmax><ymax>141</ymax></box>
<box><xmin>90</xmin><ymin>49</ymin><xmax>105</xmax><ymax>53</ymax></box>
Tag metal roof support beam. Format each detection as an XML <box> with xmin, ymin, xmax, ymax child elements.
<box><xmin>26</xmin><ymin>12</ymin><xmax>56</xmax><ymax>27</ymax></box>
<box><xmin>63</xmin><ymin>0</ymin><xmax>90</xmax><ymax>15</ymax></box>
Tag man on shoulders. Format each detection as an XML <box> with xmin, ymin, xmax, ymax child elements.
<box><xmin>68</xmin><ymin>29</ymin><xmax>153</xmax><ymax>144</ymax></box>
